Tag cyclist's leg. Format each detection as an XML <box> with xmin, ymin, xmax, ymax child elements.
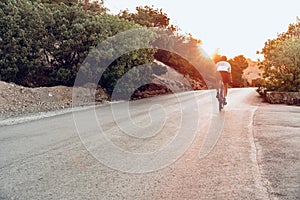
<box><xmin>216</xmin><ymin>71</ymin><xmax>222</xmax><ymax>98</ymax></box>
<box><xmin>223</xmin><ymin>82</ymin><xmax>227</xmax><ymax>105</ymax></box>
<box><xmin>224</xmin><ymin>82</ymin><xmax>228</xmax><ymax>97</ymax></box>
<box><xmin>219</xmin><ymin>72</ymin><xmax>229</xmax><ymax>105</ymax></box>
<box><xmin>220</xmin><ymin>71</ymin><xmax>230</xmax><ymax>97</ymax></box>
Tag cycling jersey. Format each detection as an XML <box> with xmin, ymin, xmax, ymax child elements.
<box><xmin>216</xmin><ymin>61</ymin><xmax>231</xmax><ymax>73</ymax></box>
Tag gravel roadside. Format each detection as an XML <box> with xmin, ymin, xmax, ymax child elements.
<box><xmin>0</xmin><ymin>81</ymin><xmax>109</xmax><ymax>120</ymax></box>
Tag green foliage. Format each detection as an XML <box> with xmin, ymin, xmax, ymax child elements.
<box><xmin>99</xmin><ymin>48</ymin><xmax>156</xmax><ymax>95</ymax></box>
<box><xmin>38</xmin><ymin>0</ymin><xmax>107</xmax><ymax>13</ymax></box>
<box><xmin>119</xmin><ymin>5</ymin><xmax>172</xmax><ymax>29</ymax></box>
<box><xmin>0</xmin><ymin>0</ymin><xmax>110</xmax><ymax>86</ymax></box>
<box><xmin>88</xmin><ymin>0</ymin><xmax>107</xmax><ymax>13</ymax></box>
<box><xmin>38</xmin><ymin>0</ymin><xmax>78</xmax><ymax>6</ymax></box>
<box><xmin>0</xmin><ymin>0</ymin><xmax>46</xmax><ymax>86</ymax></box>
<box><xmin>0</xmin><ymin>1</ymin><xmax>215</xmax><ymax>98</ymax></box>
<box><xmin>0</xmin><ymin>0</ymin><xmax>156</xmax><ymax>94</ymax></box>
<box><xmin>228</xmin><ymin>55</ymin><xmax>248</xmax><ymax>87</ymax></box>
<box><xmin>40</xmin><ymin>4</ymin><xmax>125</xmax><ymax>86</ymax></box>
<box><xmin>258</xmin><ymin>20</ymin><xmax>300</xmax><ymax>92</ymax></box>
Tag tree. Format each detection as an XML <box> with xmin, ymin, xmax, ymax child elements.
<box><xmin>211</xmin><ymin>49</ymin><xmax>223</xmax><ymax>64</ymax></box>
<box><xmin>38</xmin><ymin>0</ymin><xmax>78</xmax><ymax>6</ymax></box>
<box><xmin>119</xmin><ymin>6</ymin><xmax>172</xmax><ymax>29</ymax></box>
<box><xmin>119</xmin><ymin>6</ymin><xmax>215</xmax><ymax>89</ymax></box>
<box><xmin>228</xmin><ymin>55</ymin><xmax>249</xmax><ymax>87</ymax></box>
<box><xmin>39</xmin><ymin>0</ymin><xmax>107</xmax><ymax>13</ymax></box>
<box><xmin>258</xmin><ymin>19</ymin><xmax>300</xmax><ymax>92</ymax></box>
<box><xmin>153</xmin><ymin>33</ymin><xmax>213</xmax><ymax>89</ymax></box>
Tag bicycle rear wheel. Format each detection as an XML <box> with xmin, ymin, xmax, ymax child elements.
<box><xmin>218</xmin><ymin>82</ymin><xmax>224</xmax><ymax>111</ymax></box>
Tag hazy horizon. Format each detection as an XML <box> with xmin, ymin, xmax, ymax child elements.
<box><xmin>104</xmin><ymin>0</ymin><xmax>300</xmax><ymax>60</ymax></box>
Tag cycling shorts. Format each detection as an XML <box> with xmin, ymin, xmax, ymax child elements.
<box><xmin>219</xmin><ymin>71</ymin><xmax>231</xmax><ymax>84</ymax></box>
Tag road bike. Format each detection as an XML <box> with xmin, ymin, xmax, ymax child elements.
<box><xmin>216</xmin><ymin>80</ymin><xmax>225</xmax><ymax>111</ymax></box>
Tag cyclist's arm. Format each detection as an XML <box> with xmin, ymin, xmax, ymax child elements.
<box><xmin>228</xmin><ymin>63</ymin><xmax>233</xmax><ymax>83</ymax></box>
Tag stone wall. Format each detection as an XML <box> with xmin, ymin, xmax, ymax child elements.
<box><xmin>265</xmin><ymin>91</ymin><xmax>300</xmax><ymax>105</ymax></box>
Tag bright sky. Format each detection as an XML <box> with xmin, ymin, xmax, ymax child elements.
<box><xmin>103</xmin><ymin>0</ymin><xmax>299</xmax><ymax>60</ymax></box>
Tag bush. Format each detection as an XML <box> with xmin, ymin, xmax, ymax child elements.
<box><xmin>0</xmin><ymin>0</ymin><xmax>157</xmax><ymax>96</ymax></box>
<box><xmin>258</xmin><ymin>20</ymin><xmax>300</xmax><ymax>92</ymax></box>
<box><xmin>0</xmin><ymin>0</ymin><xmax>45</xmax><ymax>85</ymax></box>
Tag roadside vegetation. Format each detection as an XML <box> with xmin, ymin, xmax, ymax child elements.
<box><xmin>257</xmin><ymin>19</ymin><xmax>300</xmax><ymax>95</ymax></box>
<box><xmin>2</xmin><ymin>0</ymin><xmax>292</xmax><ymax>101</ymax></box>
<box><xmin>0</xmin><ymin>0</ymin><xmax>216</xmax><ymax>99</ymax></box>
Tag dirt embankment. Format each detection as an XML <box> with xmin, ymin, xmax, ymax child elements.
<box><xmin>0</xmin><ymin>81</ymin><xmax>109</xmax><ymax>119</ymax></box>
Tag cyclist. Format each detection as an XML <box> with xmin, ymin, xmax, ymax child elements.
<box><xmin>216</xmin><ymin>56</ymin><xmax>232</xmax><ymax>105</ymax></box>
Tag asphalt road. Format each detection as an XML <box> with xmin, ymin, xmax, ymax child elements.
<box><xmin>0</xmin><ymin>88</ymin><xmax>299</xmax><ymax>199</ymax></box>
